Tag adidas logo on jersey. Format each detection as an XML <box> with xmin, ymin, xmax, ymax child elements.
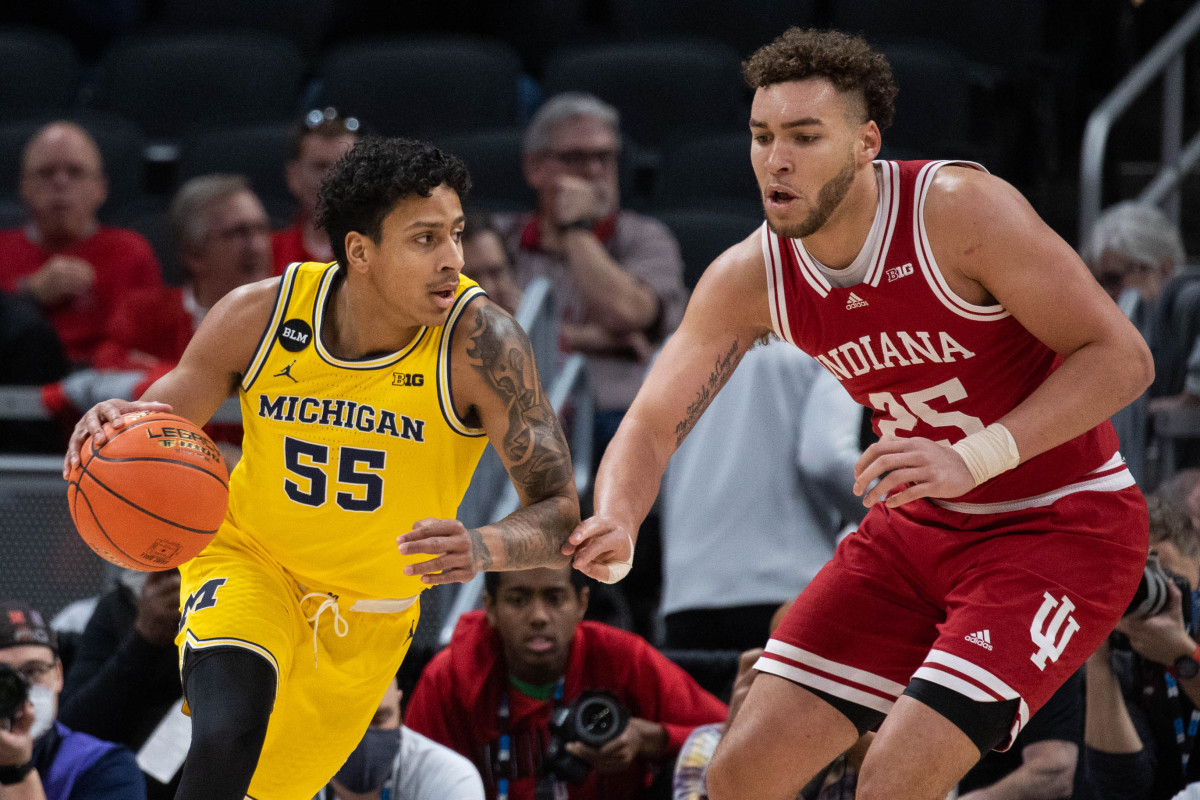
<box><xmin>965</xmin><ymin>630</ymin><xmax>993</xmax><ymax>650</ymax></box>
<box><xmin>845</xmin><ymin>292</ymin><xmax>869</xmax><ymax>310</ymax></box>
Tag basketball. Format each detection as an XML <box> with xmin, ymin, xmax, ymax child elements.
<box><xmin>67</xmin><ymin>411</ymin><xmax>229</xmax><ymax>572</ymax></box>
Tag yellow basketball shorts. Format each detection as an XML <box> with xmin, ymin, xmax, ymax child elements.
<box><xmin>176</xmin><ymin>521</ymin><xmax>419</xmax><ymax>800</ymax></box>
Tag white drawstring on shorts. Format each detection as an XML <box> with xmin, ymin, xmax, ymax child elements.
<box><xmin>302</xmin><ymin>592</ymin><xmax>348</xmax><ymax>667</ymax></box>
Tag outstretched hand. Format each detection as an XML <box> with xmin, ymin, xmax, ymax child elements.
<box><xmin>398</xmin><ymin>518</ymin><xmax>490</xmax><ymax>586</ymax></box>
<box><xmin>852</xmin><ymin>435</ymin><xmax>976</xmax><ymax>508</ymax></box>
<box><xmin>563</xmin><ymin>516</ymin><xmax>635</xmax><ymax>584</ymax></box>
<box><xmin>63</xmin><ymin>398</ymin><xmax>174</xmax><ymax>478</ymax></box>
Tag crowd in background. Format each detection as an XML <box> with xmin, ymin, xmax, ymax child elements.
<box><xmin>4</xmin><ymin>1</ymin><xmax>1200</xmax><ymax>799</ymax></box>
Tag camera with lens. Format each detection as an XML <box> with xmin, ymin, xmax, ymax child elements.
<box><xmin>0</xmin><ymin>664</ymin><xmax>28</xmax><ymax>730</ymax></box>
<box><xmin>543</xmin><ymin>690</ymin><xmax>630</xmax><ymax>784</ymax></box>
<box><xmin>1113</xmin><ymin>552</ymin><xmax>1194</xmax><ymax>654</ymax></box>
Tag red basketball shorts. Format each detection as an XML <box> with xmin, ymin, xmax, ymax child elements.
<box><xmin>758</xmin><ymin>485</ymin><xmax>1147</xmax><ymax>748</ymax></box>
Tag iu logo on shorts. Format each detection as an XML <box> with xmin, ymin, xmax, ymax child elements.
<box><xmin>1029</xmin><ymin>592</ymin><xmax>1081</xmax><ymax>671</ymax></box>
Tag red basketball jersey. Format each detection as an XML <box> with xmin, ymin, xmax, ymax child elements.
<box><xmin>763</xmin><ymin>160</ymin><xmax>1129</xmax><ymax>506</ymax></box>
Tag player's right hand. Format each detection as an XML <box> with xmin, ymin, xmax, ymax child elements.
<box><xmin>563</xmin><ymin>515</ymin><xmax>635</xmax><ymax>584</ymax></box>
<box><xmin>63</xmin><ymin>398</ymin><xmax>174</xmax><ymax>478</ymax></box>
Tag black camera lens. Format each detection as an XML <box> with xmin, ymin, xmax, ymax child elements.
<box><xmin>1126</xmin><ymin>553</ymin><xmax>1192</xmax><ymax>621</ymax></box>
<box><xmin>0</xmin><ymin>664</ymin><xmax>28</xmax><ymax>722</ymax></box>
<box><xmin>572</xmin><ymin>693</ymin><xmax>628</xmax><ymax>748</ymax></box>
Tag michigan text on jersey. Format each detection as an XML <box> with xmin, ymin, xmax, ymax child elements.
<box><xmin>257</xmin><ymin>394</ymin><xmax>426</xmax><ymax>442</ymax></box>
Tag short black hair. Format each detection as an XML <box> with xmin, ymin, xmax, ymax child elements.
<box><xmin>484</xmin><ymin>567</ymin><xmax>590</xmax><ymax>598</ymax></box>
<box><xmin>315</xmin><ymin>137</ymin><xmax>471</xmax><ymax>268</ymax></box>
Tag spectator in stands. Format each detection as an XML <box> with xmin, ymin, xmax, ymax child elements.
<box><xmin>0</xmin><ymin>599</ymin><xmax>146</xmax><ymax>800</ymax></box>
<box><xmin>93</xmin><ymin>174</ymin><xmax>273</xmax><ymax>371</ymax></box>
<box><xmin>957</xmin><ymin>671</ymin><xmax>1083</xmax><ymax>799</ymax></box>
<box><xmin>1085</xmin><ymin>496</ymin><xmax>1200</xmax><ymax>800</ymax></box>
<box><xmin>319</xmin><ymin>676</ymin><xmax>484</xmax><ymax>800</ymax></box>
<box><xmin>272</xmin><ymin>108</ymin><xmax>360</xmax><ymax>273</ymax></box>
<box><xmin>660</xmin><ymin>337</ymin><xmax>863</xmax><ymax>651</ymax></box>
<box><xmin>0</xmin><ymin>122</ymin><xmax>161</xmax><ymax>366</ymax></box>
<box><xmin>463</xmin><ymin>215</ymin><xmax>522</xmax><ymax>315</ymax></box>
<box><xmin>405</xmin><ymin>566</ymin><xmax>726</xmax><ymax>800</ymax></box>
<box><xmin>496</xmin><ymin>93</ymin><xmax>688</xmax><ymax>457</ymax></box>
<box><xmin>1081</xmin><ymin>202</ymin><xmax>1188</xmax><ymax>484</ymax></box>
<box><xmin>1159</xmin><ymin>469</ymin><xmax>1200</xmax><ymax>531</ymax></box>
<box><xmin>42</xmin><ymin>175</ymin><xmax>272</xmax><ymax>446</ymax></box>
<box><xmin>58</xmin><ymin>570</ymin><xmax>183</xmax><ymax>800</ymax></box>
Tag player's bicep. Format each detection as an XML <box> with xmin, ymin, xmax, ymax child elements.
<box><xmin>928</xmin><ymin>170</ymin><xmax>1137</xmax><ymax>357</ymax></box>
<box><xmin>629</xmin><ymin>241</ymin><xmax>771</xmax><ymax>450</ymax></box>
<box><xmin>140</xmin><ymin>280</ymin><xmax>277</xmax><ymax>425</ymax></box>
<box><xmin>453</xmin><ymin>299</ymin><xmax>576</xmax><ymax>506</ymax></box>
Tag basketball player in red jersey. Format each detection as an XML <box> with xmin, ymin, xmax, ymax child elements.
<box><xmin>565</xmin><ymin>28</ymin><xmax>1152</xmax><ymax>800</ymax></box>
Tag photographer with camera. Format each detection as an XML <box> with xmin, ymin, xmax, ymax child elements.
<box><xmin>1085</xmin><ymin>496</ymin><xmax>1200</xmax><ymax>800</ymax></box>
<box><xmin>405</xmin><ymin>566</ymin><xmax>726</xmax><ymax>800</ymax></box>
<box><xmin>0</xmin><ymin>600</ymin><xmax>144</xmax><ymax>800</ymax></box>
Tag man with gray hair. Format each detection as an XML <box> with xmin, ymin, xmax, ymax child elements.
<box><xmin>1081</xmin><ymin>202</ymin><xmax>1189</xmax><ymax>484</ymax></box>
<box><xmin>93</xmin><ymin>174</ymin><xmax>273</xmax><ymax>369</ymax></box>
<box><xmin>43</xmin><ymin>176</ymin><xmax>272</xmax><ymax>435</ymax></box>
<box><xmin>496</xmin><ymin>92</ymin><xmax>687</xmax><ymax>459</ymax></box>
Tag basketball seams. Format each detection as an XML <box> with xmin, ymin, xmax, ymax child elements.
<box><xmin>76</xmin><ymin>461</ymin><xmax>224</xmax><ymax>535</ymax></box>
<box><xmin>69</xmin><ymin>480</ymin><xmax>153</xmax><ymax>569</ymax></box>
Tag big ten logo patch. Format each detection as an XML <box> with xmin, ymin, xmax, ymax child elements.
<box><xmin>278</xmin><ymin>319</ymin><xmax>313</xmax><ymax>352</ymax></box>
<box><xmin>392</xmin><ymin>373</ymin><xmax>424</xmax><ymax>387</ymax></box>
<box><xmin>179</xmin><ymin>578</ymin><xmax>227</xmax><ymax>632</ymax></box>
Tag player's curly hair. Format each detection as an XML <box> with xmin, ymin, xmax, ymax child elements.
<box><xmin>316</xmin><ymin>137</ymin><xmax>471</xmax><ymax>267</ymax></box>
<box><xmin>743</xmin><ymin>28</ymin><xmax>897</xmax><ymax>131</ymax></box>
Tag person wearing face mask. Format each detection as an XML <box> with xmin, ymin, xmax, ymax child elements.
<box><xmin>319</xmin><ymin>677</ymin><xmax>483</xmax><ymax>800</ymax></box>
<box><xmin>0</xmin><ymin>600</ymin><xmax>145</xmax><ymax>800</ymax></box>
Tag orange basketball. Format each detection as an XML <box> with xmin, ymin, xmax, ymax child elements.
<box><xmin>67</xmin><ymin>411</ymin><xmax>229</xmax><ymax>572</ymax></box>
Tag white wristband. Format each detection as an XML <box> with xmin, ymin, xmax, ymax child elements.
<box><xmin>951</xmin><ymin>423</ymin><xmax>1020</xmax><ymax>487</ymax></box>
<box><xmin>598</xmin><ymin>533</ymin><xmax>635</xmax><ymax>585</ymax></box>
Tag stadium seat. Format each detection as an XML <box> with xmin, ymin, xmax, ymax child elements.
<box><xmin>436</xmin><ymin>128</ymin><xmax>535</xmax><ymax>213</ymax></box>
<box><xmin>177</xmin><ymin>124</ymin><xmax>296</xmax><ymax>225</ymax></box>
<box><xmin>542</xmin><ymin>40</ymin><xmax>746</xmax><ymax>151</ymax></box>
<box><xmin>151</xmin><ymin>0</ymin><xmax>335</xmax><ymax>60</ymax></box>
<box><xmin>0</xmin><ymin>28</ymin><xmax>80</xmax><ymax>118</ymax></box>
<box><xmin>313</xmin><ymin>37</ymin><xmax>522</xmax><ymax>139</ymax></box>
<box><xmin>0</xmin><ymin>113</ymin><xmax>147</xmax><ymax>217</ymax></box>
<box><xmin>652</xmin><ymin>208</ymin><xmax>762</xmax><ymax>290</ymax></box>
<box><xmin>121</xmin><ymin>210</ymin><xmax>184</xmax><ymax>287</ymax></box>
<box><xmin>878</xmin><ymin>44</ymin><xmax>980</xmax><ymax>163</ymax></box>
<box><xmin>90</xmin><ymin>32</ymin><xmax>305</xmax><ymax>141</ymax></box>
<box><xmin>654</xmin><ymin>131</ymin><xmax>759</xmax><ymax>215</ymax></box>
<box><xmin>609</xmin><ymin>0</ymin><xmax>817</xmax><ymax>57</ymax></box>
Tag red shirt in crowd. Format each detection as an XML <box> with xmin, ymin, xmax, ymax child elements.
<box><xmin>405</xmin><ymin>611</ymin><xmax>727</xmax><ymax>800</ymax></box>
<box><xmin>0</xmin><ymin>226</ymin><xmax>161</xmax><ymax>364</ymax></box>
<box><xmin>271</xmin><ymin>222</ymin><xmax>317</xmax><ymax>276</ymax></box>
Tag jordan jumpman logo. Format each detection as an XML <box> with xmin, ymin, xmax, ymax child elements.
<box><xmin>273</xmin><ymin>360</ymin><xmax>298</xmax><ymax>382</ymax></box>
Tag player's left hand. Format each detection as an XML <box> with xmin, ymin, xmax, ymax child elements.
<box><xmin>853</xmin><ymin>435</ymin><xmax>976</xmax><ymax>508</ymax></box>
<box><xmin>397</xmin><ymin>518</ymin><xmax>488</xmax><ymax>585</ymax></box>
<box><xmin>566</xmin><ymin>717</ymin><xmax>667</xmax><ymax>774</ymax></box>
<box><xmin>1116</xmin><ymin>579</ymin><xmax>1194</xmax><ymax>667</ymax></box>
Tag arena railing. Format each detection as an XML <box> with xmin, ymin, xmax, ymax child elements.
<box><xmin>1080</xmin><ymin>1</ymin><xmax>1200</xmax><ymax>242</ymax></box>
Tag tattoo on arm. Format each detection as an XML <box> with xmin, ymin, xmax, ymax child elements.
<box><xmin>674</xmin><ymin>338</ymin><xmax>742</xmax><ymax>447</ymax></box>
<box><xmin>469</xmin><ymin>527</ymin><xmax>493</xmax><ymax>572</ymax></box>
<box><xmin>465</xmin><ymin>305</ymin><xmax>578</xmax><ymax>566</ymax></box>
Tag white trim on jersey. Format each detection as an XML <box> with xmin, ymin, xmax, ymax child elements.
<box><xmin>762</xmin><ymin>223</ymin><xmax>799</xmax><ymax>346</ymax></box>
<box><xmin>437</xmin><ymin>286</ymin><xmax>488</xmax><ymax>437</ymax></box>
<box><xmin>932</xmin><ymin>452</ymin><xmax>1134</xmax><ymax>514</ymax></box>
<box><xmin>865</xmin><ymin>160</ymin><xmax>902</xmax><ymax>287</ymax></box>
<box><xmin>912</xmin><ymin>161</ymin><xmax>1011</xmax><ymax>323</ymax></box>
<box><xmin>920</xmin><ymin>649</ymin><xmax>1020</xmax><ymax>700</ymax></box>
<box><xmin>788</xmin><ymin>237</ymin><xmax>834</xmax><ymax>297</ymax></box>
<box><xmin>754</xmin><ymin>638</ymin><xmax>905</xmax><ymax>715</ymax></box>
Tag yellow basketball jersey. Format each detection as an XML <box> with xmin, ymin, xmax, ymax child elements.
<box><xmin>228</xmin><ymin>262</ymin><xmax>488</xmax><ymax>599</ymax></box>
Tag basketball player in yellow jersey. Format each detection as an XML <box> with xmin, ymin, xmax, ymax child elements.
<box><xmin>62</xmin><ymin>138</ymin><xmax>580</xmax><ymax>800</ymax></box>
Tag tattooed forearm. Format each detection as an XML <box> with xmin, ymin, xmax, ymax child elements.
<box><xmin>465</xmin><ymin>305</ymin><xmax>574</xmax><ymax>499</ymax></box>
<box><xmin>469</xmin><ymin>527</ymin><xmax>494</xmax><ymax>572</ymax></box>
<box><xmin>483</xmin><ymin>495</ymin><xmax>578</xmax><ymax>569</ymax></box>
<box><xmin>674</xmin><ymin>338</ymin><xmax>742</xmax><ymax>446</ymax></box>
